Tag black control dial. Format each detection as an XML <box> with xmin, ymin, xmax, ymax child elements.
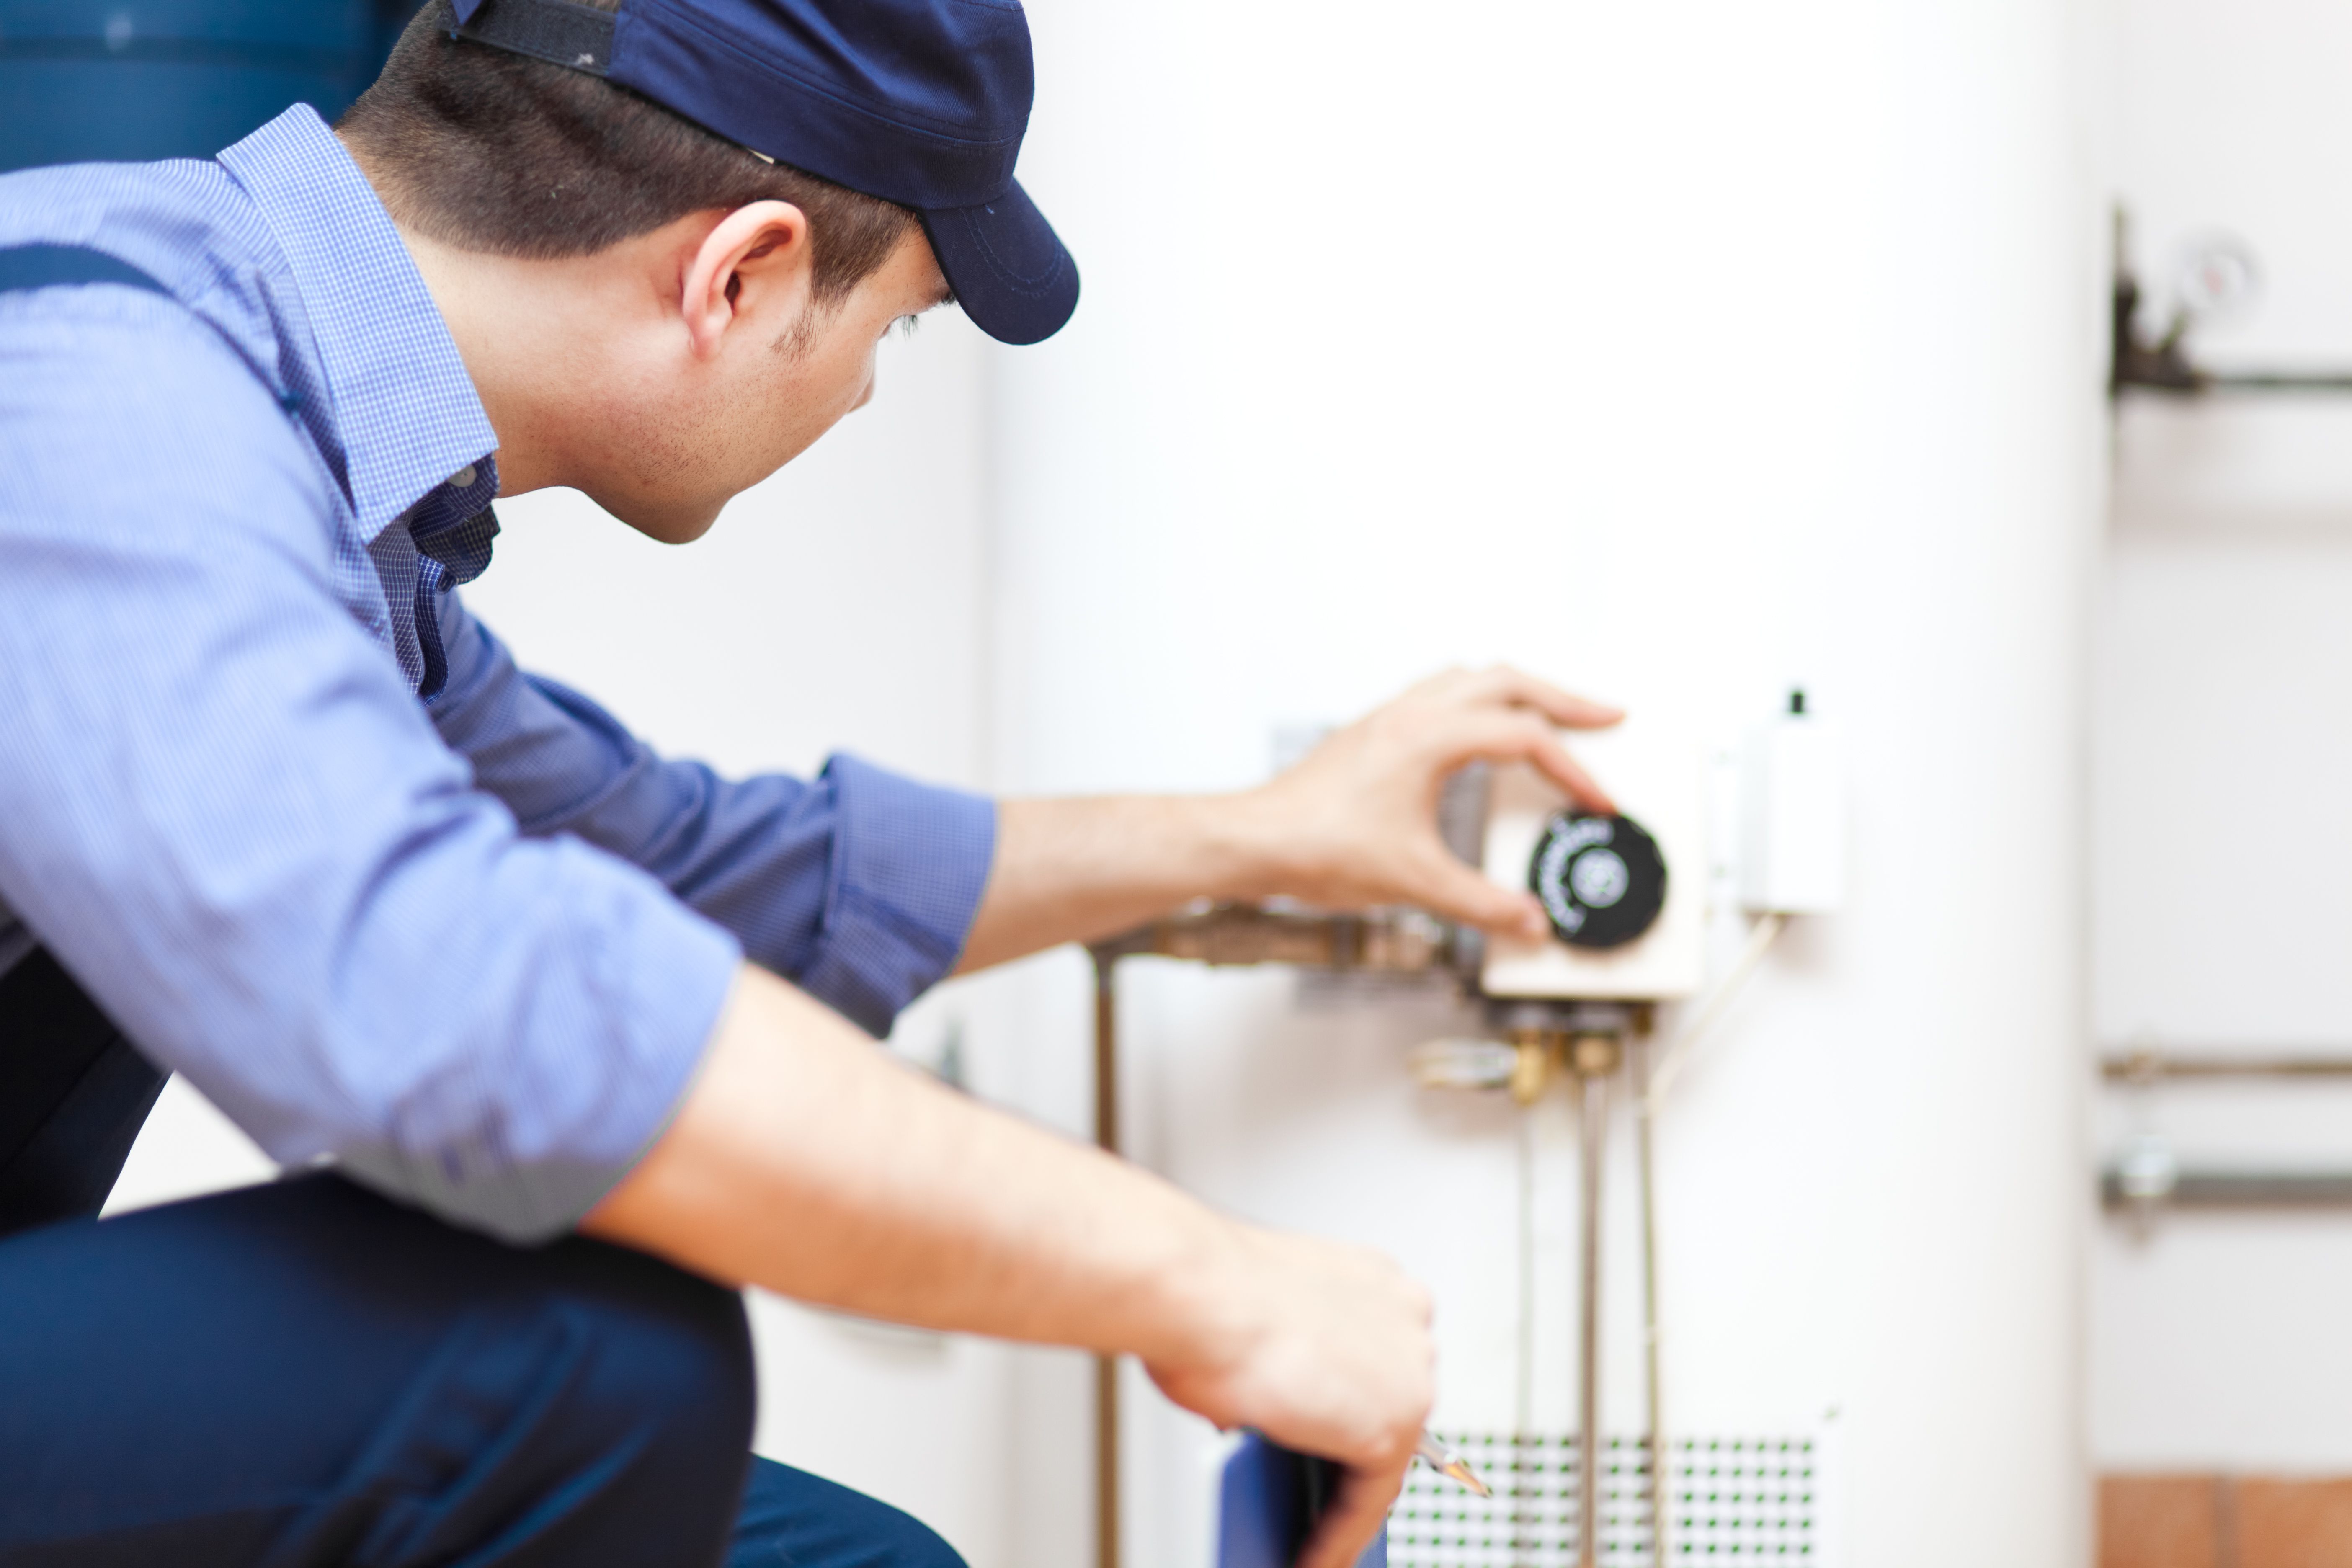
<box><xmin>1528</xmin><ymin>812</ymin><xmax>1668</xmax><ymax>949</ymax></box>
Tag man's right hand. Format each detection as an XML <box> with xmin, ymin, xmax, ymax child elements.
<box><xmin>584</xmin><ymin>963</ymin><xmax>1435</xmax><ymax>1568</ymax></box>
<box><xmin>1149</xmin><ymin>1228</ymin><xmax>1434</xmax><ymax>1568</ymax></box>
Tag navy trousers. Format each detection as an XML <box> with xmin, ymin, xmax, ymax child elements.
<box><xmin>0</xmin><ymin>949</ymin><xmax>965</xmax><ymax>1568</ymax></box>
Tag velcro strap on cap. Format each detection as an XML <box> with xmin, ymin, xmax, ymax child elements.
<box><xmin>450</xmin><ymin>0</ymin><xmax>615</xmax><ymax>77</ymax></box>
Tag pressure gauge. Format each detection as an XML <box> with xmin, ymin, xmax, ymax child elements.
<box><xmin>1528</xmin><ymin>812</ymin><xmax>1668</xmax><ymax>949</ymax></box>
<box><xmin>2174</xmin><ymin>233</ymin><xmax>2260</xmax><ymax>320</ymax></box>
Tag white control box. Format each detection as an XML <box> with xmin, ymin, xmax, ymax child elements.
<box><xmin>1480</xmin><ymin>723</ymin><xmax>1706</xmax><ymax>1001</ymax></box>
<box><xmin>1738</xmin><ymin>701</ymin><xmax>1847</xmax><ymax>915</ymax></box>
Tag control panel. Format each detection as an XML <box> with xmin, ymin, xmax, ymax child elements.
<box><xmin>1479</xmin><ymin>723</ymin><xmax>1707</xmax><ymax>1001</ymax></box>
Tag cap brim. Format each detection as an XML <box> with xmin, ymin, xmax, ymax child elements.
<box><xmin>920</xmin><ymin>181</ymin><xmax>1079</xmax><ymax>347</ymax></box>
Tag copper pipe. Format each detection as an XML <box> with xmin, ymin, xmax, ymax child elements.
<box><xmin>2101</xmin><ymin>1050</ymin><xmax>2352</xmax><ymax>1082</ymax></box>
<box><xmin>1091</xmin><ymin>952</ymin><xmax>1122</xmax><ymax>1568</ymax></box>
<box><xmin>1095</xmin><ymin>902</ymin><xmax>1464</xmax><ymax>976</ymax></box>
<box><xmin>1568</xmin><ymin>1032</ymin><xmax>1622</xmax><ymax>1568</ymax></box>
<box><xmin>1078</xmin><ymin>903</ymin><xmax>1469</xmax><ymax>1568</ymax></box>
<box><xmin>1635</xmin><ymin>1033</ymin><xmax>1669</xmax><ymax>1567</ymax></box>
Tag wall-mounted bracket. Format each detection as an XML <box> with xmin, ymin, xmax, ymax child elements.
<box><xmin>2110</xmin><ymin>208</ymin><xmax>2352</xmax><ymax>397</ymax></box>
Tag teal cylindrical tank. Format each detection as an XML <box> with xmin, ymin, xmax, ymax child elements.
<box><xmin>0</xmin><ymin>2</ymin><xmax>422</xmax><ymax>173</ymax></box>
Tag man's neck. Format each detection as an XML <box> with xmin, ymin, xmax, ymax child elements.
<box><xmin>339</xmin><ymin>131</ymin><xmax>575</xmax><ymax>498</ymax></box>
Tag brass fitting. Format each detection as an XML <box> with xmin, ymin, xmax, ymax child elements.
<box><xmin>1505</xmin><ymin>1027</ymin><xmax>1564</xmax><ymax>1105</ymax></box>
<box><xmin>1567</xmin><ymin>1030</ymin><xmax>1624</xmax><ymax>1080</ymax></box>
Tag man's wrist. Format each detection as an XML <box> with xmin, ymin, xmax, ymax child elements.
<box><xmin>1178</xmin><ymin>788</ymin><xmax>1306</xmax><ymax>905</ymax></box>
<box><xmin>1129</xmin><ymin>1201</ymin><xmax>1271</xmax><ymax>1375</ymax></box>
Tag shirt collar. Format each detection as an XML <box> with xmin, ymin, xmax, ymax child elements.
<box><xmin>217</xmin><ymin>106</ymin><xmax>499</xmax><ymax>544</ymax></box>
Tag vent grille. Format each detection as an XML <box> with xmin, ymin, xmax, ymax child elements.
<box><xmin>1390</xmin><ymin>1431</ymin><xmax>1823</xmax><ymax>1565</ymax></box>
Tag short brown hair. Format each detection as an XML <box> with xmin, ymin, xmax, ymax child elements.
<box><xmin>339</xmin><ymin>0</ymin><xmax>918</xmax><ymax>306</ymax></box>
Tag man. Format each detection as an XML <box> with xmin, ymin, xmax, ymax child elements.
<box><xmin>0</xmin><ymin>1</ymin><xmax>1619</xmax><ymax>1564</ymax></box>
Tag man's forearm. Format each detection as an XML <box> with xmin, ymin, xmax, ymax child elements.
<box><xmin>583</xmin><ymin>959</ymin><xmax>1436</xmax><ymax>1568</ymax></box>
<box><xmin>583</xmin><ymin>962</ymin><xmax>1250</xmax><ymax>1361</ymax></box>
<box><xmin>953</xmin><ymin>669</ymin><xmax>1624</xmax><ymax>972</ymax></box>
<box><xmin>954</xmin><ymin>794</ymin><xmax>1286</xmax><ymax>972</ymax></box>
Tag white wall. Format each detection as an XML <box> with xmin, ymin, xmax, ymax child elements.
<box><xmin>2091</xmin><ymin>0</ymin><xmax>2352</xmax><ymax>1475</ymax></box>
<box><xmin>993</xmin><ymin>2</ymin><xmax>2103</xmax><ymax>1565</ymax></box>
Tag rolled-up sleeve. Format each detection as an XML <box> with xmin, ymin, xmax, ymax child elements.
<box><xmin>428</xmin><ymin>598</ymin><xmax>996</xmax><ymax>1038</ymax></box>
<box><xmin>0</xmin><ymin>294</ymin><xmax>739</xmax><ymax>1243</ymax></box>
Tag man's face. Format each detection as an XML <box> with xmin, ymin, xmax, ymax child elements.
<box><xmin>574</xmin><ymin>226</ymin><xmax>952</xmax><ymax>544</ymax></box>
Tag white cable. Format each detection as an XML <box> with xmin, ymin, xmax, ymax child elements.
<box><xmin>1644</xmin><ymin>910</ymin><xmax>1786</xmax><ymax>1111</ymax></box>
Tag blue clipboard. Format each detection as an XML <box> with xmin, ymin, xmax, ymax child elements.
<box><xmin>1217</xmin><ymin>1433</ymin><xmax>1388</xmax><ymax>1568</ymax></box>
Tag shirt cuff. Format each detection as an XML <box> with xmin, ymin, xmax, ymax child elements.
<box><xmin>794</xmin><ymin>754</ymin><xmax>996</xmax><ymax>1037</ymax></box>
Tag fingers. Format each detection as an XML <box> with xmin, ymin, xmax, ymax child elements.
<box><xmin>1446</xmin><ymin>711</ymin><xmax>1616</xmax><ymax>814</ymax></box>
<box><xmin>1135</xmin><ymin>1226</ymin><xmax>1429</xmax><ymax>1567</ymax></box>
<box><xmin>1297</xmin><ymin>1459</ymin><xmax>1412</xmax><ymax>1568</ymax></box>
<box><xmin>1455</xmin><ymin>665</ymin><xmax>1623</xmax><ymax>730</ymax></box>
<box><xmin>1408</xmin><ymin>851</ymin><xmax>1550</xmax><ymax>940</ymax></box>
<box><xmin>1524</xmin><ymin>731</ymin><xmax>1615</xmax><ymax>814</ymax></box>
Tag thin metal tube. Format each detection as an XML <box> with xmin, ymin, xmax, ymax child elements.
<box><xmin>2101</xmin><ymin>1169</ymin><xmax>2352</xmax><ymax>1208</ymax></box>
<box><xmin>1093</xmin><ymin>1356</ymin><xmax>1118</xmax><ymax>1568</ymax></box>
<box><xmin>1635</xmin><ymin>1036</ymin><xmax>1669</xmax><ymax>1567</ymax></box>
<box><xmin>2100</xmin><ymin>1052</ymin><xmax>2352</xmax><ymax>1081</ymax></box>
<box><xmin>1091</xmin><ymin>953</ymin><xmax>1122</xmax><ymax>1568</ymax></box>
<box><xmin>1514</xmin><ymin>1098</ymin><xmax>1539</xmax><ymax>1568</ymax></box>
<box><xmin>2203</xmin><ymin>373</ymin><xmax>2352</xmax><ymax>392</ymax></box>
<box><xmin>1576</xmin><ymin>1067</ymin><xmax>1607</xmax><ymax>1568</ymax></box>
<box><xmin>1517</xmin><ymin>1101</ymin><xmax>1537</xmax><ymax>1443</ymax></box>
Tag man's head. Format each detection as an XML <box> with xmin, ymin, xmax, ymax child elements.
<box><xmin>338</xmin><ymin>0</ymin><xmax>1074</xmax><ymax>542</ymax></box>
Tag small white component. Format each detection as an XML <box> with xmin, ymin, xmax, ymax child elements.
<box><xmin>1480</xmin><ymin>722</ymin><xmax>1706</xmax><ymax>1001</ymax></box>
<box><xmin>1738</xmin><ymin>694</ymin><xmax>1847</xmax><ymax>915</ymax></box>
<box><xmin>1407</xmin><ymin>1037</ymin><xmax>1520</xmax><ymax>1092</ymax></box>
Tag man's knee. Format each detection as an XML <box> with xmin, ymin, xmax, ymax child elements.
<box><xmin>732</xmin><ymin>1456</ymin><xmax>972</xmax><ymax>1568</ymax></box>
<box><xmin>21</xmin><ymin>1178</ymin><xmax>764</xmax><ymax>1568</ymax></box>
<box><xmin>852</xmin><ymin>1509</ymin><xmax>968</xmax><ymax>1568</ymax></box>
<box><xmin>534</xmin><ymin>1236</ymin><xmax>757</xmax><ymax>1473</ymax></box>
<box><xmin>369</xmin><ymin>1235</ymin><xmax>759</xmax><ymax>1565</ymax></box>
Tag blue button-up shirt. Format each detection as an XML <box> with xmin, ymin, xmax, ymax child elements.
<box><xmin>0</xmin><ymin>106</ymin><xmax>996</xmax><ymax>1242</ymax></box>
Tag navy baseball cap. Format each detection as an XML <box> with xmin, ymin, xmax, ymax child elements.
<box><xmin>444</xmin><ymin>0</ymin><xmax>1078</xmax><ymax>345</ymax></box>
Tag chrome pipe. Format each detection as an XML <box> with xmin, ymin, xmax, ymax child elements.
<box><xmin>1571</xmin><ymin>1035</ymin><xmax>1619</xmax><ymax>1568</ymax></box>
<box><xmin>2101</xmin><ymin>1051</ymin><xmax>2352</xmax><ymax>1082</ymax></box>
<box><xmin>2102</xmin><ymin>1169</ymin><xmax>2352</xmax><ymax>1209</ymax></box>
<box><xmin>1090</xmin><ymin>953</ymin><xmax>1121</xmax><ymax>1568</ymax></box>
<box><xmin>1635</xmin><ymin>1035</ymin><xmax>1669</xmax><ymax>1567</ymax></box>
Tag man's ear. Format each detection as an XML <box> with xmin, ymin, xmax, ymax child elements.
<box><xmin>680</xmin><ymin>200</ymin><xmax>812</xmax><ymax>359</ymax></box>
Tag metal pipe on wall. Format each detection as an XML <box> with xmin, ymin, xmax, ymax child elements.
<box><xmin>2101</xmin><ymin>1051</ymin><xmax>2352</xmax><ymax>1081</ymax></box>
<box><xmin>2101</xmin><ymin>1171</ymin><xmax>2352</xmax><ymax>1209</ymax></box>
<box><xmin>2099</xmin><ymin>1051</ymin><xmax>2352</xmax><ymax>1217</ymax></box>
<box><xmin>1575</xmin><ymin>1071</ymin><xmax>1605</xmax><ymax>1568</ymax></box>
<box><xmin>1083</xmin><ymin>905</ymin><xmax>1475</xmax><ymax>1568</ymax></box>
<box><xmin>1088</xmin><ymin>910</ymin><xmax>1680</xmax><ymax>1566</ymax></box>
<box><xmin>1568</xmin><ymin>1032</ymin><xmax>1623</xmax><ymax>1568</ymax></box>
<box><xmin>1090</xmin><ymin>953</ymin><xmax>1123</xmax><ymax>1568</ymax></box>
<box><xmin>1635</xmin><ymin>1034</ymin><xmax>1671</xmax><ymax>1568</ymax></box>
